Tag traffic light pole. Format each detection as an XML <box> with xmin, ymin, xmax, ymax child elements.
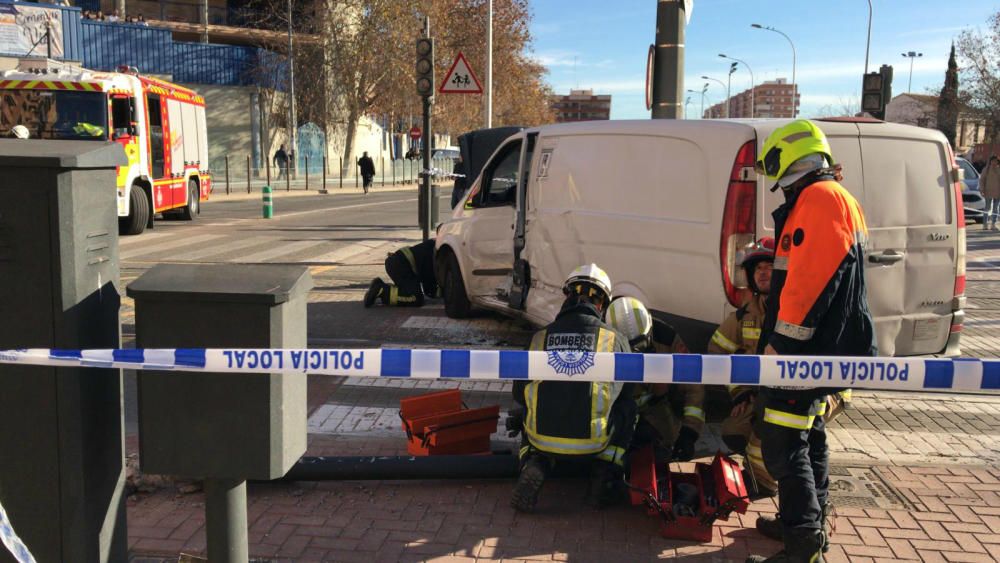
<box><xmin>421</xmin><ymin>95</ymin><xmax>431</xmax><ymax>241</ymax></box>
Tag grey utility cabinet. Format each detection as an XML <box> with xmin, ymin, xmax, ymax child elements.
<box><xmin>0</xmin><ymin>139</ymin><xmax>127</xmax><ymax>563</ymax></box>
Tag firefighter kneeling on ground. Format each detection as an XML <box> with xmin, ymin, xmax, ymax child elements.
<box><xmin>364</xmin><ymin>239</ymin><xmax>437</xmax><ymax>307</ymax></box>
<box><xmin>507</xmin><ymin>264</ymin><xmax>636</xmax><ymax>513</ymax></box>
<box><xmin>746</xmin><ymin>120</ymin><xmax>876</xmax><ymax>563</ymax></box>
<box><xmin>604</xmin><ymin>296</ymin><xmax>704</xmax><ymax>463</ymax></box>
<box><xmin>709</xmin><ymin>238</ymin><xmax>851</xmax><ymax>537</ymax></box>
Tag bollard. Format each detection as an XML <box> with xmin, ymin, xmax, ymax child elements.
<box><xmin>355</xmin><ymin>160</ymin><xmax>359</xmax><ymax>188</ymax></box>
<box><xmin>339</xmin><ymin>156</ymin><xmax>343</xmax><ymax>189</ymax></box>
<box><xmin>246</xmin><ymin>155</ymin><xmax>251</xmax><ymax>194</ymax></box>
<box><xmin>266</xmin><ymin>158</ymin><xmax>271</xmax><ymax>186</ymax></box>
<box><xmin>392</xmin><ymin>158</ymin><xmax>396</xmax><ymax>185</ymax></box>
<box><xmin>305</xmin><ymin>155</ymin><xmax>310</xmax><ymax>190</ymax></box>
<box><xmin>263</xmin><ymin>185</ymin><xmax>273</xmax><ymax>218</ymax></box>
<box><xmin>285</xmin><ymin>161</ymin><xmax>291</xmax><ymax>192</ymax></box>
<box><xmin>225</xmin><ymin>155</ymin><xmax>231</xmax><ymax>195</ymax></box>
<box><xmin>320</xmin><ymin>155</ymin><xmax>328</xmax><ymax>194</ymax></box>
<box><xmin>381</xmin><ymin>157</ymin><xmax>385</xmax><ymax>187</ymax></box>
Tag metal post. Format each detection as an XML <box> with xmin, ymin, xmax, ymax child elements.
<box><xmin>752</xmin><ymin>25</ymin><xmax>797</xmax><ymax>117</ymax></box>
<box><xmin>355</xmin><ymin>158</ymin><xmax>359</xmax><ymax>189</ymax></box>
<box><xmin>726</xmin><ymin>68</ymin><xmax>732</xmax><ymax>118</ymax></box>
<box><xmin>204</xmin><ymin>478</ymin><xmax>249</xmax><ymax>563</ymax></box>
<box><xmin>225</xmin><ymin>155</ymin><xmax>230</xmax><ymax>194</ymax></box>
<box><xmin>321</xmin><ymin>156</ymin><xmax>327</xmax><ymax>194</ymax></box>
<box><xmin>246</xmin><ymin>155</ymin><xmax>251</xmax><ymax>194</ymax></box>
<box><xmin>864</xmin><ymin>0</ymin><xmax>873</xmax><ymax>74</ymax></box>
<box><xmin>651</xmin><ymin>0</ymin><xmax>687</xmax><ymax>119</ymax></box>
<box><xmin>392</xmin><ymin>157</ymin><xmax>396</xmax><ymax>185</ymax></box>
<box><xmin>381</xmin><ymin>157</ymin><xmax>385</xmax><ymax>187</ymax></box>
<box><xmin>201</xmin><ymin>0</ymin><xmax>209</xmax><ymax>43</ymax></box>
<box><xmin>305</xmin><ymin>155</ymin><xmax>309</xmax><ymax>190</ymax></box>
<box><xmin>285</xmin><ymin>161</ymin><xmax>291</xmax><ymax>192</ymax></box>
<box><xmin>422</xmin><ymin>94</ymin><xmax>432</xmax><ymax>240</ymax></box>
<box><xmin>485</xmin><ymin>0</ymin><xmax>493</xmax><ymax>127</ymax></box>
<box><xmin>339</xmin><ymin>156</ymin><xmax>343</xmax><ymax>189</ymax></box>
<box><xmin>266</xmin><ymin>157</ymin><xmax>271</xmax><ymax>186</ymax></box>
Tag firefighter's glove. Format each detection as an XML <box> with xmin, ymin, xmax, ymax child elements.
<box><xmin>505</xmin><ymin>407</ymin><xmax>525</xmax><ymax>438</ymax></box>
<box><xmin>672</xmin><ymin>426</ymin><xmax>699</xmax><ymax>462</ymax></box>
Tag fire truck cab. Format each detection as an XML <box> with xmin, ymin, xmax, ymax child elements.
<box><xmin>0</xmin><ymin>60</ymin><xmax>210</xmax><ymax>235</ymax></box>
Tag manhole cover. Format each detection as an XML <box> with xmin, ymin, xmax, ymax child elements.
<box><xmin>827</xmin><ymin>465</ymin><xmax>916</xmax><ymax>510</ymax></box>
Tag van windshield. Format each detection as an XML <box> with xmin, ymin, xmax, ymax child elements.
<box><xmin>1</xmin><ymin>89</ymin><xmax>108</xmax><ymax>140</ymax></box>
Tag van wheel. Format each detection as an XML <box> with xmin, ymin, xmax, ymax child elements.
<box><xmin>443</xmin><ymin>252</ymin><xmax>472</xmax><ymax>318</ymax></box>
<box><xmin>119</xmin><ymin>184</ymin><xmax>149</xmax><ymax>235</ymax></box>
<box><xmin>180</xmin><ymin>179</ymin><xmax>200</xmax><ymax>220</ymax></box>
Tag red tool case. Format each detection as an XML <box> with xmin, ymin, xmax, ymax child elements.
<box><xmin>399</xmin><ymin>389</ymin><xmax>500</xmax><ymax>456</ymax></box>
<box><xmin>628</xmin><ymin>445</ymin><xmax>750</xmax><ymax>542</ymax></box>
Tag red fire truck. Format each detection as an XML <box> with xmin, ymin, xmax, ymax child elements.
<box><xmin>1</xmin><ymin>60</ymin><xmax>210</xmax><ymax>235</ymax></box>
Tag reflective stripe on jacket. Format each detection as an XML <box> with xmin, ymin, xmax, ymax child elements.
<box><xmin>518</xmin><ymin>301</ymin><xmax>633</xmax><ymax>456</ymax></box>
<box><xmin>709</xmin><ymin>294</ymin><xmax>766</xmax><ymax>400</ymax></box>
<box><xmin>394</xmin><ymin>239</ymin><xmax>438</xmax><ymax>297</ymax></box>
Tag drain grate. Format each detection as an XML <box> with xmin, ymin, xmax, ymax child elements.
<box><xmin>827</xmin><ymin>465</ymin><xmax>916</xmax><ymax>510</ymax></box>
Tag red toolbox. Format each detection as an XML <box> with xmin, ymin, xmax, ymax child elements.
<box><xmin>399</xmin><ymin>389</ymin><xmax>500</xmax><ymax>456</ymax></box>
<box><xmin>628</xmin><ymin>445</ymin><xmax>749</xmax><ymax>542</ymax></box>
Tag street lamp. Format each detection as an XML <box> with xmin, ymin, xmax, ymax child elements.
<box><xmin>864</xmin><ymin>0</ymin><xmax>873</xmax><ymax>74</ymax></box>
<box><xmin>752</xmin><ymin>23</ymin><xmax>797</xmax><ymax>117</ymax></box>
<box><xmin>902</xmin><ymin>51</ymin><xmax>923</xmax><ymax>92</ymax></box>
<box><xmin>720</xmin><ymin>53</ymin><xmax>754</xmax><ymax>118</ymax></box>
<box><xmin>687</xmin><ymin>84</ymin><xmax>707</xmax><ymax>118</ymax></box>
<box><xmin>701</xmin><ymin>75</ymin><xmax>727</xmax><ymax>118</ymax></box>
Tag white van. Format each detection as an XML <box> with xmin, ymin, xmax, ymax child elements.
<box><xmin>435</xmin><ymin>118</ymin><xmax>965</xmax><ymax>357</ymax></box>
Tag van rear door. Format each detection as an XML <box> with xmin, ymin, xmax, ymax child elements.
<box><xmin>855</xmin><ymin>123</ymin><xmax>959</xmax><ymax>356</ymax></box>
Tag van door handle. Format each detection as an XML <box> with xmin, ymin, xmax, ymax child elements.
<box><xmin>868</xmin><ymin>250</ymin><xmax>904</xmax><ymax>264</ymax></box>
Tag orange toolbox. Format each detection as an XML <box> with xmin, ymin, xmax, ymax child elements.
<box><xmin>399</xmin><ymin>389</ymin><xmax>500</xmax><ymax>456</ymax></box>
<box><xmin>628</xmin><ymin>445</ymin><xmax>749</xmax><ymax>542</ymax></box>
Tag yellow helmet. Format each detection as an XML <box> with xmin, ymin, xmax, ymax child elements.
<box><xmin>755</xmin><ymin>120</ymin><xmax>833</xmax><ymax>181</ymax></box>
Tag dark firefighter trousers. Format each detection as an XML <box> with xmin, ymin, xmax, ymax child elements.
<box><xmin>384</xmin><ymin>251</ymin><xmax>424</xmax><ymax>306</ymax></box>
<box><xmin>752</xmin><ymin>387</ymin><xmax>829</xmax><ymax>532</ymax></box>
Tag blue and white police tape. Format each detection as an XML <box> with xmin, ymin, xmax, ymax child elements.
<box><xmin>1</xmin><ymin>347</ymin><xmax>999</xmax><ymax>392</ymax></box>
<box><xmin>0</xmin><ymin>499</ymin><xmax>34</xmax><ymax>563</ymax></box>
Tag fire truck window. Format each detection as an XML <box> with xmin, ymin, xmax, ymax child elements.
<box><xmin>147</xmin><ymin>94</ymin><xmax>165</xmax><ymax>178</ymax></box>
<box><xmin>111</xmin><ymin>97</ymin><xmax>136</xmax><ymax>137</ymax></box>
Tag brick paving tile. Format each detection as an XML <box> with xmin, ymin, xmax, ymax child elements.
<box><xmin>921</xmin><ymin>520</ymin><xmax>954</xmax><ymax>541</ymax></box>
<box><xmin>886</xmin><ymin>537</ymin><xmax>921</xmax><ymax>560</ymax></box>
<box><xmin>857</xmin><ymin>526</ymin><xmax>889</xmax><ymax>547</ymax></box>
<box><xmin>844</xmin><ymin>544</ymin><xmax>897</xmax><ymax>558</ymax></box>
<box><xmin>946</xmin><ymin>531</ymin><xmax>988</xmax><ymax>553</ymax></box>
<box><xmin>909</xmin><ymin>539</ymin><xmax>964</xmax><ymax>552</ymax></box>
<box><xmin>942</xmin><ymin>553</ymin><xmax>998</xmax><ymax>563</ymax></box>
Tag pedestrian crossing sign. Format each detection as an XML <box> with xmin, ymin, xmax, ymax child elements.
<box><xmin>439</xmin><ymin>52</ymin><xmax>483</xmax><ymax>94</ymax></box>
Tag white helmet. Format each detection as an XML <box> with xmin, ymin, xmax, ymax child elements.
<box><xmin>606</xmin><ymin>297</ymin><xmax>654</xmax><ymax>348</ymax></box>
<box><xmin>563</xmin><ymin>263</ymin><xmax>613</xmax><ymax>306</ymax></box>
<box><xmin>11</xmin><ymin>125</ymin><xmax>29</xmax><ymax>139</ymax></box>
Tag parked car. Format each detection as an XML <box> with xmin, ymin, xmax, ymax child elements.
<box><xmin>957</xmin><ymin>157</ymin><xmax>986</xmax><ymax>224</ymax></box>
<box><xmin>436</xmin><ymin>118</ymin><xmax>966</xmax><ymax>357</ymax></box>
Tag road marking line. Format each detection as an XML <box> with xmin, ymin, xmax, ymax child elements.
<box><xmin>121</xmin><ymin>233</ymin><xmax>225</xmax><ymax>260</ymax></box>
<box><xmin>178</xmin><ymin>237</ymin><xmax>271</xmax><ymax>261</ymax></box>
<box><xmin>309</xmin><ymin>240</ymin><xmax>394</xmax><ymax>265</ymax></box>
<box><xmin>233</xmin><ymin>240</ymin><xmax>330</xmax><ymax>263</ymax></box>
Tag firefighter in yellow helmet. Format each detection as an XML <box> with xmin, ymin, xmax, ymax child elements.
<box><xmin>509</xmin><ymin>264</ymin><xmax>636</xmax><ymax>513</ymax></box>
<box><xmin>746</xmin><ymin>120</ymin><xmax>876</xmax><ymax>563</ymax></box>
<box><xmin>605</xmin><ymin>296</ymin><xmax>704</xmax><ymax>463</ymax></box>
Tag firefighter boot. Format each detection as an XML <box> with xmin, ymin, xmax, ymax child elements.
<box><xmin>745</xmin><ymin>527</ymin><xmax>824</xmax><ymax>563</ymax></box>
<box><xmin>586</xmin><ymin>460</ymin><xmax>626</xmax><ymax>509</ymax></box>
<box><xmin>511</xmin><ymin>455</ymin><xmax>549</xmax><ymax>513</ymax></box>
<box><xmin>364</xmin><ymin>278</ymin><xmax>386</xmax><ymax>308</ymax></box>
<box><xmin>757</xmin><ymin>501</ymin><xmax>832</xmax><ymax>551</ymax></box>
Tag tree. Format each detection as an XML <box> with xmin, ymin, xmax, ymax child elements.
<box><xmin>811</xmin><ymin>96</ymin><xmax>861</xmax><ymax>118</ymax></box>
<box><xmin>956</xmin><ymin>11</ymin><xmax>1000</xmax><ymax>144</ymax></box>
<box><xmin>937</xmin><ymin>44</ymin><xmax>960</xmax><ymax>147</ymax></box>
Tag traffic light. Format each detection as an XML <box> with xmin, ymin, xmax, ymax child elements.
<box><xmin>415</xmin><ymin>38</ymin><xmax>434</xmax><ymax>98</ymax></box>
<box><xmin>861</xmin><ymin>65</ymin><xmax>893</xmax><ymax>119</ymax></box>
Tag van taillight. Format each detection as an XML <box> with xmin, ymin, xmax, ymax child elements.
<box><xmin>947</xmin><ymin>145</ymin><xmax>966</xmax><ymax>333</ymax></box>
<box><xmin>720</xmin><ymin>140</ymin><xmax>758</xmax><ymax>307</ymax></box>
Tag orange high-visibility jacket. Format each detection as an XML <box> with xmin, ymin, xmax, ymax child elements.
<box><xmin>759</xmin><ymin>179</ymin><xmax>877</xmax><ymax>359</ymax></box>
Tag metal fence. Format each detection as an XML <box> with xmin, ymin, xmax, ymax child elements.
<box><xmin>206</xmin><ymin>155</ymin><xmax>458</xmax><ymax>195</ymax></box>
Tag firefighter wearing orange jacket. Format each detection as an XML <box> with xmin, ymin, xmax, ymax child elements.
<box><xmin>746</xmin><ymin>120</ymin><xmax>877</xmax><ymax>563</ymax></box>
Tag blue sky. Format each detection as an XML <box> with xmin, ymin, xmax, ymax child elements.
<box><xmin>528</xmin><ymin>0</ymin><xmax>998</xmax><ymax>119</ymax></box>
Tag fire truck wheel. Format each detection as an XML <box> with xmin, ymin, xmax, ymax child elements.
<box><xmin>119</xmin><ymin>184</ymin><xmax>150</xmax><ymax>236</ymax></box>
<box><xmin>180</xmin><ymin>180</ymin><xmax>200</xmax><ymax>221</ymax></box>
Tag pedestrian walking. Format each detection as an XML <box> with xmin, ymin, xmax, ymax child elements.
<box><xmin>980</xmin><ymin>155</ymin><xmax>1000</xmax><ymax>231</ymax></box>
<box><xmin>273</xmin><ymin>144</ymin><xmax>288</xmax><ymax>180</ymax></box>
<box><xmin>746</xmin><ymin>120</ymin><xmax>877</xmax><ymax>563</ymax></box>
<box><xmin>358</xmin><ymin>152</ymin><xmax>376</xmax><ymax>194</ymax></box>
<box><xmin>508</xmin><ymin>264</ymin><xmax>636</xmax><ymax>513</ymax></box>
